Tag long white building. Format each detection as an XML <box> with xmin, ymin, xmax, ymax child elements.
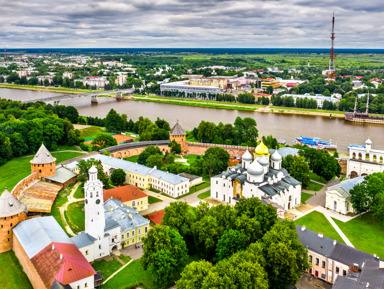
<box><xmin>281</xmin><ymin>93</ymin><xmax>338</xmax><ymax>108</ymax></box>
<box><xmin>210</xmin><ymin>142</ymin><xmax>302</xmax><ymax>213</ymax></box>
<box><xmin>160</xmin><ymin>80</ymin><xmax>221</xmax><ymax>95</ymax></box>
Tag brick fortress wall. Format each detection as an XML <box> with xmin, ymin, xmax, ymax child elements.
<box><xmin>0</xmin><ymin>212</ymin><xmax>27</xmax><ymax>253</ymax></box>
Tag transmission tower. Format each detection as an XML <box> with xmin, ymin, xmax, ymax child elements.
<box><xmin>328</xmin><ymin>12</ymin><xmax>336</xmax><ymax>83</ymax></box>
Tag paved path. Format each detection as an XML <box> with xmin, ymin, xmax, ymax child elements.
<box><xmin>306</xmin><ymin>178</ymin><xmax>340</xmax><ymax>207</ymax></box>
<box><xmin>325</xmin><ymin>214</ymin><xmax>354</xmax><ymax>247</ymax></box>
<box><xmin>103</xmin><ymin>259</ymin><xmax>133</xmax><ymax>285</ymax></box>
<box><xmin>59</xmin><ymin>182</ymin><xmax>84</xmax><ymax>237</ymax></box>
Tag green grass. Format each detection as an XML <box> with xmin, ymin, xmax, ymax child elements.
<box><xmin>270</xmin><ymin>105</ymin><xmax>345</xmax><ymax>115</ymax></box>
<box><xmin>184</xmin><ymin>154</ymin><xmax>201</xmax><ymax>164</ymax></box>
<box><xmin>301</xmin><ymin>192</ymin><xmax>313</xmax><ymax>204</ymax></box>
<box><xmin>124</xmin><ymin>155</ymin><xmax>139</xmax><ymax>162</ymax></box>
<box><xmin>305</xmin><ymin>181</ymin><xmax>324</xmax><ymax>191</ymax></box>
<box><xmin>92</xmin><ymin>258</ymin><xmax>124</xmax><ymax>280</ymax></box>
<box><xmin>49</xmin><ymin>188</ymin><xmax>71</xmax><ymax>235</ymax></box>
<box><xmin>0</xmin><ymin>83</ymin><xmax>103</xmax><ymax>94</ymax></box>
<box><xmin>188</xmin><ymin>182</ymin><xmax>210</xmax><ymax>193</ymax></box>
<box><xmin>333</xmin><ymin>213</ymin><xmax>384</xmax><ymax>258</ymax></box>
<box><xmin>0</xmin><ymin>151</ymin><xmax>86</xmax><ymax>192</ymax></box>
<box><xmin>149</xmin><ymin>188</ymin><xmax>161</xmax><ymax>193</ymax></box>
<box><xmin>148</xmin><ymin>195</ymin><xmax>162</xmax><ymax>204</ymax></box>
<box><xmin>310</xmin><ymin>172</ymin><xmax>327</xmax><ymax>184</ymax></box>
<box><xmin>0</xmin><ymin>251</ymin><xmax>33</xmax><ymax>289</ymax></box>
<box><xmin>66</xmin><ymin>201</ymin><xmax>85</xmax><ymax>234</ymax></box>
<box><xmin>118</xmin><ymin>255</ymin><xmax>132</xmax><ymax>264</ymax></box>
<box><xmin>198</xmin><ymin>190</ymin><xmax>211</xmax><ymax>199</ymax></box>
<box><xmin>295</xmin><ymin>211</ymin><xmax>345</xmax><ymax>244</ymax></box>
<box><xmin>104</xmin><ymin>260</ymin><xmax>157</xmax><ymax>289</ymax></box>
<box><xmin>339</xmin><ymin>175</ymin><xmax>346</xmax><ymax>182</ymax></box>
<box><xmin>73</xmin><ymin>184</ymin><xmax>84</xmax><ymax>199</ymax></box>
<box><xmin>79</xmin><ymin>126</ymin><xmax>106</xmax><ymax>140</ymax></box>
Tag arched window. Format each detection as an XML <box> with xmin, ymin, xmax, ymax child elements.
<box><xmin>132</xmin><ymin>200</ymin><xmax>136</xmax><ymax>207</ymax></box>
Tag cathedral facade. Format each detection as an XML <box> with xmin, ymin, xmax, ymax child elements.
<box><xmin>210</xmin><ymin>142</ymin><xmax>302</xmax><ymax>212</ymax></box>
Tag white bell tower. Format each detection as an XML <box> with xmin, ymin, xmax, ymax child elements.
<box><xmin>84</xmin><ymin>166</ymin><xmax>105</xmax><ymax>240</ymax></box>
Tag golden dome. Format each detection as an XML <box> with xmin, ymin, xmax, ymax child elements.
<box><xmin>255</xmin><ymin>141</ymin><xmax>270</xmax><ymax>157</ymax></box>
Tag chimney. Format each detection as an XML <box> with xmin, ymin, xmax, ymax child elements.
<box><xmin>318</xmin><ymin>233</ymin><xmax>323</xmax><ymax>238</ymax></box>
<box><xmin>52</xmin><ymin>244</ymin><xmax>55</xmax><ymax>250</ymax></box>
<box><xmin>333</xmin><ymin>240</ymin><xmax>337</xmax><ymax>245</ymax></box>
<box><xmin>379</xmin><ymin>261</ymin><xmax>384</xmax><ymax>269</ymax></box>
<box><xmin>60</xmin><ymin>254</ymin><xmax>63</xmax><ymax>260</ymax></box>
<box><xmin>301</xmin><ymin>226</ymin><xmax>306</xmax><ymax>231</ymax></box>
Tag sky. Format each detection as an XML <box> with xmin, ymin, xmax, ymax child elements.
<box><xmin>1</xmin><ymin>0</ymin><xmax>384</xmax><ymax>48</ymax></box>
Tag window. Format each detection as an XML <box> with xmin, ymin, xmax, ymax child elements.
<box><xmin>132</xmin><ymin>230</ymin><xmax>135</xmax><ymax>236</ymax></box>
<box><xmin>121</xmin><ymin>234</ymin><xmax>124</xmax><ymax>239</ymax></box>
<box><xmin>145</xmin><ymin>227</ymin><xmax>148</xmax><ymax>233</ymax></box>
<box><xmin>336</xmin><ymin>267</ymin><xmax>339</xmax><ymax>274</ymax></box>
<box><xmin>99</xmin><ymin>245</ymin><xmax>101</xmax><ymax>249</ymax></box>
<box><xmin>321</xmin><ymin>273</ymin><xmax>326</xmax><ymax>279</ymax></box>
<box><xmin>85</xmin><ymin>283</ymin><xmax>88</xmax><ymax>288</ymax></box>
<box><xmin>315</xmin><ymin>258</ymin><xmax>319</xmax><ymax>266</ymax></box>
<box><xmin>322</xmin><ymin>260</ymin><xmax>326</xmax><ymax>268</ymax></box>
<box><xmin>309</xmin><ymin>255</ymin><xmax>313</xmax><ymax>263</ymax></box>
<box><xmin>343</xmin><ymin>270</ymin><xmax>346</xmax><ymax>276</ymax></box>
<box><xmin>127</xmin><ymin>232</ymin><xmax>130</xmax><ymax>237</ymax></box>
<box><xmin>86</xmin><ymin>250</ymin><xmax>89</xmax><ymax>255</ymax></box>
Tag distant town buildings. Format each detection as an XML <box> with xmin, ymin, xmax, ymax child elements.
<box><xmin>280</xmin><ymin>93</ymin><xmax>338</xmax><ymax>108</ymax></box>
<box><xmin>74</xmin><ymin>76</ymin><xmax>109</xmax><ymax>89</ymax></box>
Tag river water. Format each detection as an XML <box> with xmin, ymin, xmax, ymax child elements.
<box><xmin>1</xmin><ymin>88</ymin><xmax>383</xmax><ymax>153</ymax></box>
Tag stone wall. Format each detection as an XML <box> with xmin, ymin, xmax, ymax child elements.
<box><xmin>13</xmin><ymin>235</ymin><xmax>48</xmax><ymax>289</ymax></box>
<box><xmin>11</xmin><ymin>172</ymin><xmax>39</xmax><ymax>199</ymax></box>
<box><xmin>111</xmin><ymin>144</ymin><xmax>170</xmax><ymax>159</ymax></box>
<box><xmin>0</xmin><ymin>212</ymin><xmax>27</xmax><ymax>253</ymax></box>
<box><xmin>185</xmin><ymin>142</ymin><xmax>254</xmax><ymax>156</ymax></box>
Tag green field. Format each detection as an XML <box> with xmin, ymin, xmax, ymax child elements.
<box><xmin>183</xmin><ymin>154</ymin><xmax>201</xmax><ymax>164</ymax></box>
<box><xmin>0</xmin><ymin>251</ymin><xmax>33</xmax><ymax>289</ymax></box>
<box><xmin>124</xmin><ymin>155</ymin><xmax>139</xmax><ymax>162</ymax></box>
<box><xmin>66</xmin><ymin>201</ymin><xmax>85</xmax><ymax>234</ymax></box>
<box><xmin>301</xmin><ymin>192</ymin><xmax>313</xmax><ymax>204</ymax></box>
<box><xmin>0</xmin><ymin>83</ymin><xmax>102</xmax><ymax>94</ymax></box>
<box><xmin>309</xmin><ymin>172</ymin><xmax>328</xmax><ymax>184</ymax></box>
<box><xmin>188</xmin><ymin>182</ymin><xmax>210</xmax><ymax>194</ymax></box>
<box><xmin>73</xmin><ymin>184</ymin><xmax>84</xmax><ymax>199</ymax></box>
<box><xmin>148</xmin><ymin>195</ymin><xmax>162</xmax><ymax>204</ymax></box>
<box><xmin>92</xmin><ymin>257</ymin><xmax>129</xmax><ymax>280</ymax></box>
<box><xmin>333</xmin><ymin>213</ymin><xmax>384</xmax><ymax>258</ymax></box>
<box><xmin>305</xmin><ymin>181</ymin><xmax>324</xmax><ymax>191</ymax></box>
<box><xmin>0</xmin><ymin>151</ymin><xmax>86</xmax><ymax>193</ymax></box>
<box><xmin>104</xmin><ymin>260</ymin><xmax>156</xmax><ymax>289</ymax></box>
<box><xmin>79</xmin><ymin>126</ymin><xmax>106</xmax><ymax>140</ymax></box>
<box><xmin>295</xmin><ymin>211</ymin><xmax>344</xmax><ymax>243</ymax></box>
<box><xmin>198</xmin><ymin>190</ymin><xmax>211</xmax><ymax>199</ymax></box>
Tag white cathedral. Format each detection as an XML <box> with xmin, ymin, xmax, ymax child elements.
<box><xmin>210</xmin><ymin>141</ymin><xmax>302</xmax><ymax>213</ymax></box>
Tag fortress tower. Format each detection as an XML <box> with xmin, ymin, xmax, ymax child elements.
<box><xmin>170</xmin><ymin>121</ymin><xmax>186</xmax><ymax>151</ymax></box>
<box><xmin>0</xmin><ymin>188</ymin><xmax>27</xmax><ymax>252</ymax></box>
<box><xmin>30</xmin><ymin>144</ymin><xmax>56</xmax><ymax>177</ymax></box>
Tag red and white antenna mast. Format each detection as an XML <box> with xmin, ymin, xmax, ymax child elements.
<box><xmin>328</xmin><ymin>12</ymin><xmax>336</xmax><ymax>83</ymax></box>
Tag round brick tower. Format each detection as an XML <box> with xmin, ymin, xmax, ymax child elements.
<box><xmin>170</xmin><ymin>121</ymin><xmax>186</xmax><ymax>152</ymax></box>
<box><xmin>0</xmin><ymin>188</ymin><xmax>27</xmax><ymax>252</ymax></box>
<box><xmin>30</xmin><ymin>144</ymin><xmax>57</xmax><ymax>177</ymax></box>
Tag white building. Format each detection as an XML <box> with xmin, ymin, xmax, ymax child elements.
<box><xmin>281</xmin><ymin>93</ymin><xmax>338</xmax><ymax>108</ymax></box>
<box><xmin>210</xmin><ymin>142</ymin><xmax>302</xmax><ymax>212</ymax></box>
<box><xmin>160</xmin><ymin>80</ymin><xmax>221</xmax><ymax>95</ymax></box>
<box><xmin>347</xmin><ymin>138</ymin><xmax>384</xmax><ymax>178</ymax></box>
<box><xmin>63</xmin><ymin>71</ymin><xmax>74</xmax><ymax>79</ymax></box>
<box><xmin>115</xmin><ymin>75</ymin><xmax>127</xmax><ymax>86</ymax></box>
<box><xmin>75</xmin><ymin>76</ymin><xmax>109</xmax><ymax>89</ymax></box>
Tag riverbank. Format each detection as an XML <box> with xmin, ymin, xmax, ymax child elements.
<box><xmin>119</xmin><ymin>94</ymin><xmax>347</xmax><ymax>118</ymax></box>
<box><xmin>0</xmin><ymin>83</ymin><xmax>100</xmax><ymax>94</ymax></box>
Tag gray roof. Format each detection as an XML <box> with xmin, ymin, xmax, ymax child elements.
<box><xmin>151</xmin><ymin>169</ymin><xmax>189</xmax><ymax>185</ymax></box>
<box><xmin>104</xmin><ymin>199</ymin><xmax>149</xmax><ymax>232</ymax></box>
<box><xmin>101</xmin><ymin>140</ymin><xmax>170</xmax><ymax>153</ymax></box>
<box><xmin>178</xmin><ymin>173</ymin><xmax>201</xmax><ymax>181</ymax></box>
<box><xmin>71</xmin><ymin>232</ymin><xmax>97</xmax><ymax>249</ymax></box>
<box><xmin>332</xmin><ymin>276</ymin><xmax>372</xmax><ymax>289</ymax></box>
<box><xmin>0</xmin><ymin>188</ymin><xmax>27</xmax><ymax>218</ymax></box>
<box><xmin>45</xmin><ymin>165</ymin><xmax>77</xmax><ymax>184</ymax></box>
<box><xmin>50</xmin><ymin>280</ymin><xmax>72</xmax><ymax>289</ymax></box>
<box><xmin>331</xmin><ymin>242</ymin><xmax>374</xmax><ymax>267</ymax></box>
<box><xmin>30</xmin><ymin>144</ymin><xmax>56</xmax><ymax>164</ymax></box>
<box><xmin>296</xmin><ymin>225</ymin><xmax>336</xmax><ymax>257</ymax></box>
<box><xmin>358</xmin><ymin>259</ymin><xmax>384</xmax><ymax>288</ymax></box>
<box><xmin>170</xmin><ymin>122</ymin><xmax>186</xmax><ymax>136</ymax></box>
<box><xmin>328</xmin><ymin>176</ymin><xmax>366</xmax><ymax>197</ymax></box>
<box><xmin>269</xmin><ymin>147</ymin><xmax>299</xmax><ymax>158</ymax></box>
<box><xmin>13</xmin><ymin>216</ymin><xmax>72</xmax><ymax>258</ymax></box>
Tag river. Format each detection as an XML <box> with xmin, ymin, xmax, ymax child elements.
<box><xmin>1</xmin><ymin>88</ymin><xmax>383</xmax><ymax>153</ymax></box>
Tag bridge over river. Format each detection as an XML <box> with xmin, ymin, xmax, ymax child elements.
<box><xmin>21</xmin><ymin>88</ymin><xmax>134</xmax><ymax>105</ymax></box>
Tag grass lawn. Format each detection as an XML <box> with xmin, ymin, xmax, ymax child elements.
<box><xmin>333</xmin><ymin>213</ymin><xmax>384</xmax><ymax>258</ymax></box>
<box><xmin>305</xmin><ymin>181</ymin><xmax>324</xmax><ymax>191</ymax></box>
<box><xmin>92</xmin><ymin>258</ymin><xmax>124</xmax><ymax>280</ymax></box>
<box><xmin>50</xmin><ymin>188</ymin><xmax>70</xmax><ymax>235</ymax></box>
<box><xmin>309</xmin><ymin>172</ymin><xmax>327</xmax><ymax>184</ymax></box>
<box><xmin>295</xmin><ymin>211</ymin><xmax>345</xmax><ymax>244</ymax></box>
<box><xmin>104</xmin><ymin>260</ymin><xmax>157</xmax><ymax>289</ymax></box>
<box><xmin>0</xmin><ymin>251</ymin><xmax>33</xmax><ymax>289</ymax></box>
<box><xmin>198</xmin><ymin>190</ymin><xmax>211</xmax><ymax>199</ymax></box>
<box><xmin>79</xmin><ymin>126</ymin><xmax>106</xmax><ymax>140</ymax></box>
<box><xmin>183</xmin><ymin>154</ymin><xmax>201</xmax><ymax>164</ymax></box>
<box><xmin>73</xmin><ymin>184</ymin><xmax>84</xmax><ymax>199</ymax></box>
<box><xmin>66</xmin><ymin>201</ymin><xmax>85</xmax><ymax>234</ymax></box>
<box><xmin>149</xmin><ymin>188</ymin><xmax>161</xmax><ymax>194</ymax></box>
<box><xmin>0</xmin><ymin>151</ymin><xmax>86</xmax><ymax>192</ymax></box>
<box><xmin>301</xmin><ymin>192</ymin><xmax>313</xmax><ymax>204</ymax></box>
<box><xmin>339</xmin><ymin>175</ymin><xmax>346</xmax><ymax>182</ymax></box>
<box><xmin>188</xmin><ymin>182</ymin><xmax>210</xmax><ymax>194</ymax></box>
<box><xmin>124</xmin><ymin>155</ymin><xmax>139</xmax><ymax>162</ymax></box>
<box><xmin>148</xmin><ymin>195</ymin><xmax>162</xmax><ymax>204</ymax></box>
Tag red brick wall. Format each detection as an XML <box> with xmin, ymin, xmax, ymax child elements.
<box><xmin>11</xmin><ymin>172</ymin><xmax>39</xmax><ymax>199</ymax></box>
<box><xmin>185</xmin><ymin>142</ymin><xmax>254</xmax><ymax>156</ymax></box>
<box><xmin>31</xmin><ymin>162</ymin><xmax>56</xmax><ymax>177</ymax></box>
<box><xmin>13</xmin><ymin>235</ymin><xmax>48</xmax><ymax>289</ymax></box>
<box><xmin>0</xmin><ymin>212</ymin><xmax>26</xmax><ymax>253</ymax></box>
<box><xmin>111</xmin><ymin>144</ymin><xmax>171</xmax><ymax>158</ymax></box>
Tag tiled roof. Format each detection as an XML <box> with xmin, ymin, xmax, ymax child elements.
<box><xmin>150</xmin><ymin>169</ymin><xmax>189</xmax><ymax>185</ymax></box>
<box><xmin>50</xmin><ymin>280</ymin><xmax>72</xmax><ymax>289</ymax></box>
<box><xmin>328</xmin><ymin>176</ymin><xmax>365</xmax><ymax>197</ymax></box>
<box><xmin>104</xmin><ymin>199</ymin><xmax>149</xmax><ymax>232</ymax></box>
<box><xmin>0</xmin><ymin>188</ymin><xmax>27</xmax><ymax>218</ymax></box>
<box><xmin>170</xmin><ymin>122</ymin><xmax>186</xmax><ymax>136</ymax></box>
<box><xmin>103</xmin><ymin>185</ymin><xmax>148</xmax><ymax>203</ymax></box>
<box><xmin>31</xmin><ymin>242</ymin><xmax>95</xmax><ymax>287</ymax></box>
<box><xmin>146</xmin><ymin>210</ymin><xmax>165</xmax><ymax>225</ymax></box>
<box><xmin>13</xmin><ymin>216</ymin><xmax>72</xmax><ymax>258</ymax></box>
<box><xmin>100</xmin><ymin>140</ymin><xmax>170</xmax><ymax>153</ymax></box>
<box><xmin>296</xmin><ymin>225</ymin><xmax>336</xmax><ymax>257</ymax></box>
<box><xmin>71</xmin><ymin>233</ymin><xmax>97</xmax><ymax>249</ymax></box>
<box><xmin>45</xmin><ymin>166</ymin><xmax>77</xmax><ymax>184</ymax></box>
<box><xmin>30</xmin><ymin>144</ymin><xmax>56</xmax><ymax>164</ymax></box>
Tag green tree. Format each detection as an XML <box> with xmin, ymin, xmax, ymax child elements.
<box><xmin>168</xmin><ymin>139</ymin><xmax>181</xmax><ymax>154</ymax></box>
<box><xmin>192</xmin><ymin>215</ymin><xmax>222</xmax><ymax>258</ymax></box>
<box><xmin>175</xmin><ymin>260</ymin><xmax>213</xmax><ymax>289</ymax></box>
<box><xmin>233</xmin><ymin>117</ymin><xmax>258</xmax><ymax>146</ymax></box>
<box><xmin>215</xmin><ymin>229</ymin><xmax>247</xmax><ymax>262</ymax></box>
<box><xmin>110</xmin><ymin>169</ymin><xmax>126</xmax><ymax>186</ymax></box>
<box><xmin>203</xmin><ymin>147</ymin><xmax>230</xmax><ymax>177</ymax></box>
<box><xmin>137</xmin><ymin>145</ymin><xmax>163</xmax><ymax>165</ymax></box>
<box><xmin>77</xmin><ymin>159</ymin><xmax>109</xmax><ymax>187</ymax></box>
<box><xmin>9</xmin><ymin>132</ymin><xmax>28</xmax><ymax>157</ymax></box>
<box><xmin>91</xmin><ymin>133</ymin><xmax>117</xmax><ymax>149</ymax></box>
<box><xmin>105</xmin><ymin>109</ymin><xmax>124</xmax><ymax>132</ymax></box>
<box><xmin>146</xmin><ymin>154</ymin><xmax>164</xmax><ymax>169</ymax></box>
<box><xmin>282</xmin><ymin>155</ymin><xmax>310</xmax><ymax>187</ymax></box>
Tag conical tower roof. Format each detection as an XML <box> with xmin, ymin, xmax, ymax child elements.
<box><xmin>170</xmin><ymin>121</ymin><xmax>186</xmax><ymax>136</ymax></box>
<box><xmin>0</xmin><ymin>188</ymin><xmax>27</xmax><ymax>218</ymax></box>
<box><xmin>30</xmin><ymin>144</ymin><xmax>56</xmax><ymax>165</ymax></box>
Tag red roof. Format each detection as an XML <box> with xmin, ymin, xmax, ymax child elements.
<box><xmin>355</xmin><ymin>76</ymin><xmax>363</xmax><ymax>79</ymax></box>
<box><xmin>31</xmin><ymin>242</ymin><xmax>96</xmax><ymax>287</ymax></box>
<box><xmin>253</xmin><ymin>93</ymin><xmax>271</xmax><ymax>97</ymax></box>
<box><xmin>261</xmin><ymin>78</ymin><xmax>275</xmax><ymax>81</ymax></box>
<box><xmin>286</xmin><ymin>83</ymin><xmax>298</xmax><ymax>87</ymax></box>
<box><xmin>104</xmin><ymin>185</ymin><xmax>148</xmax><ymax>203</ymax></box>
<box><xmin>146</xmin><ymin>210</ymin><xmax>165</xmax><ymax>225</ymax></box>
<box><xmin>87</xmin><ymin>76</ymin><xmax>99</xmax><ymax>79</ymax></box>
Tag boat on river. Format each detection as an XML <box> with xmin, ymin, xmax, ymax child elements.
<box><xmin>345</xmin><ymin>92</ymin><xmax>384</xmax><ymax>124</ymax></box>
<box><xmin>294</xmin><ymin>137</ymin><xmax>337</xmax><ymax>150</ymax></box>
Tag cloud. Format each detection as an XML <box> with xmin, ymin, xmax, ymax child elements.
<box><xmin>0</xmin><ymin>0</ymin><xmax>384</xmax><ymax>48</ymax></box>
